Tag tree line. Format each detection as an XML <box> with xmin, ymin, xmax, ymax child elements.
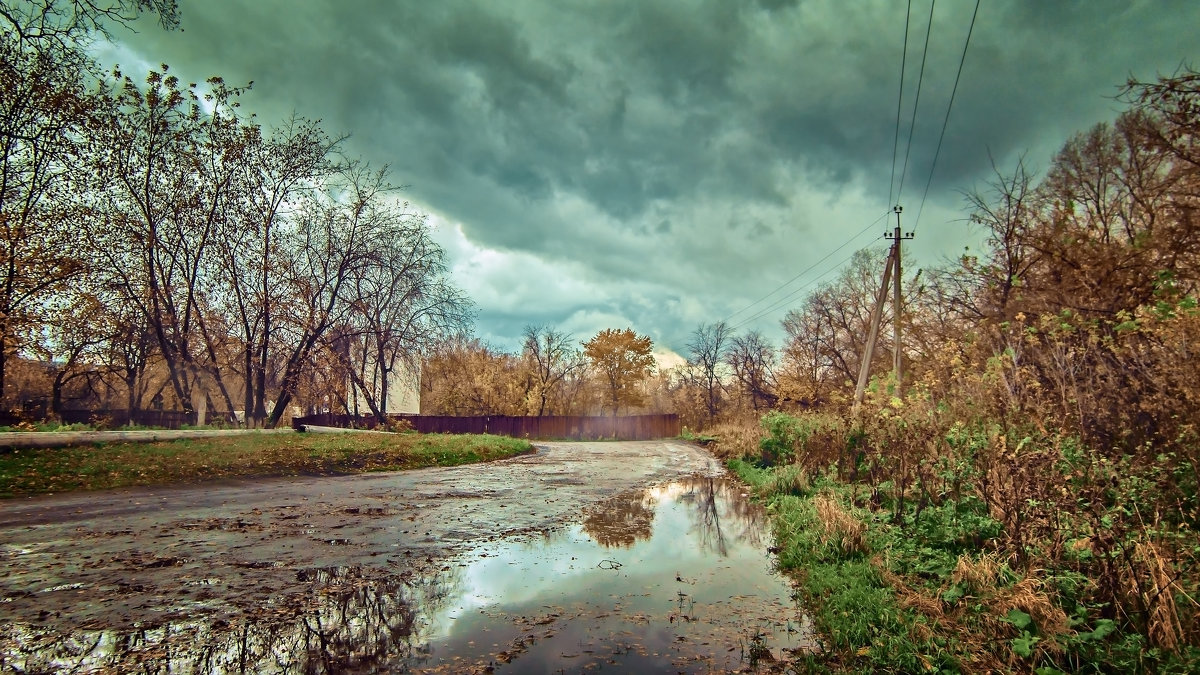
<box><xmin>1</xmin><ymin>0</ymin><xmax>470</xmax><ymax>427</ymax></box>
<box><xmin>421</xmin><ymin>321</ymin><xmax>775</xmax><ymax>426</ymax></box>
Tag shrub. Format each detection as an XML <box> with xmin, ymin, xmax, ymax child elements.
<box><xmin>757</xmin><ymin>411</ymin><xmax>843</xmax><ymax>468</ymax></box>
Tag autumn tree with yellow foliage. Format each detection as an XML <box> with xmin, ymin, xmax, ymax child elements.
<box><xmin>583</xmin><ymin>328</ymin><xmax>655</xmax><ymax>417</ymax></box>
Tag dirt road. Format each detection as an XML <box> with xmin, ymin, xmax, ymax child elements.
<box><xmin>0</xmin><ymin>440</ymin><xmax>808</xmax><ymax>673</ymax></box>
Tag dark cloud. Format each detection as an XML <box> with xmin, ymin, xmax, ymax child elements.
<box><xmin>108</xmin><ymin>0</ymin><xmax>1200</xmax><ymax>350</ymax></box>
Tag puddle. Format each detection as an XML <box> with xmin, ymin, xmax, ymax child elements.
<box><xmin>0</xmin><ymin>477</ymin><xmax>813</xmax><ymax>673</ymax></box>
<box><xmin>416</xmin><ymin>476</ymin><xmax>814</xmax><ymax>672</ymax></box>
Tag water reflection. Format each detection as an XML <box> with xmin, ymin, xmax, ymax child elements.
<box><xmin>582</xmin><ymin>490</ymin><xmax>656</xmax><ymax>547</ymax></box>
<box><xmin>430</xmin><ymin>476</ymin><xmax>812</xmax><ymax>672</ymax></box>
<box><xmin>0</xmin><ymin>477</ymin><xmax>811</xmax><ymax>673</ymax></box>
<box><xmin>1</xmin><ymin>565</ymin><xmax>455</xmax><ymax>674</ymax></box>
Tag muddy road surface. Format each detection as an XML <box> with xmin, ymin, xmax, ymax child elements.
<box><xmin>0</xmin><ymin>440</ymin><xmax>813</xmax><ymax>673</ymax></box>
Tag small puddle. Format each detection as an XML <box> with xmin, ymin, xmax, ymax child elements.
<box><xmin>418</xmin><ymin>476</ymin><xmax>815</xmax><ymax>673</ymax></box>
<box><xmin>0</xmin><ymin>477</ymin><xmax>814</xmax><ymax>673</ymax></box>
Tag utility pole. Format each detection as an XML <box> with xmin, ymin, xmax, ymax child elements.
<box><xmin>852</xmin><ymin>245</ymin><xmax>894</xmax><ymax>411</ymax></box>
<box><xmin>853</xmin><ymin>205</ymin><xmax>914</xmax><ymax>414</ymax></box>
<box><xmin>885</xmin><ymin>205</ymin><xmax>914</xmax><ymax>394</ymax></box>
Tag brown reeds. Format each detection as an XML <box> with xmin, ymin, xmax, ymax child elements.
<box><xmin>813</xmin><ymin>492</ymin><xmax>866</xmax><ymax>554</ymax></box>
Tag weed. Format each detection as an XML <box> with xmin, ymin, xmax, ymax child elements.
<box><xmin>730</xmin><ymin>408</ymin><xmax>1200</xmax><ymax>672</ymax></box>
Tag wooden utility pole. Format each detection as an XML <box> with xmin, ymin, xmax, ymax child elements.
<box><xmin>885</xmin><ymin>205</ymin><xmax>914</xmax><ymax>394</ymax></box>
<box><xmin>853</xmin><ymin>205</ymin><xmax>913</xmax><ymax>412</ymax></box>
<box><xmin>853</xmin><ymin>246</ymin><xmax>894</xmax><ymax>410</ymax></box>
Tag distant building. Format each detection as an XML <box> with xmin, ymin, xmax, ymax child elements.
<box><xmin>348</xmin><ymin>360</ymin><xmax>420</xmax><ymax>416</ymax></box>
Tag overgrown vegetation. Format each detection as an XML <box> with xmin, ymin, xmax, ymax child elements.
<box><xmin>726</xmin><ymin>399</ymin><xmax>1198</xmax><ymax>672</ymax></box>
<box><xmin>697</xmin><ymin>67</ymin><xmax>1200</xmax><ymax>672</ymax></box>
<box><xmin>0</xmin><ymin>432</ymin><xmax>532</xmax><ymax>498</ymax></box>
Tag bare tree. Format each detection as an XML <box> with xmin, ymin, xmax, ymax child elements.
<box><xmin>339</xmin><ymin>208</ymin><xmax>472</xmax><ymax>424</ymax></box>
<box><xmin>216</xmin><ymin>116</ymin><xmax>338</xmax><ymax>426</ymax></box>
<box><xmin>265</xmin><ymin>164</ymin><xmax>461</xmax><ymax>427</ymax></box>
<box><xmin>522</xmin><ymin>324</ymin><xmax>585</xmax><ymax>416</ymax></box>
<box><xmin>0</xmin><ymin>0</ymin><xmax>178</xmax><ymax>47</ymax></box>
<box><xmin>685</xmin><ymin>321</ymin><xmax>733</xmax><ymax>425</ymax></box>
<box><xmin>0</xmin><ymin>31</ymin><xmax>92</xmax><ymax>402</ymax></box>
<box><xmin>779</xmin><ymin>248</ymin><xmax>918</xmax><ymax>406</ymax></box>
<box><xmin>725</xmin><ymin>330</ymin><xmax>777</xmax><ymax>413</ymax></box>
<box><xmin>89</xmin><ymin>67</ymin><xmax>249</xmax><ymax>417</ymax></box>
<box><xmin>961</xmin><ymin>154</ymin><xmax>1042</xmax><ymax>320</ymax></box>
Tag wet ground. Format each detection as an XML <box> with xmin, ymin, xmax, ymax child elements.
<box><xmin>0</xmin><ymin>440</ymin><xmax>813</xmax><ymax>673</ymax></box>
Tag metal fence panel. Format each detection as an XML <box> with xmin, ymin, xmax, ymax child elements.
<box><xmin>290</xmin><ymin>413</ymin><xmax>680</xmax><ymax>440</ymax></box>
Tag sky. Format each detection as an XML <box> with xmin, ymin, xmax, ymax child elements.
<box><xmin>99</xmin><ymin>0</ymin><xmax>1200</xmax><ymax>360</ymax></box>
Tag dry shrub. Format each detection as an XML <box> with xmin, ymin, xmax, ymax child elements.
<box><xmin>974</xmin><ymin>433</ymin><xmax>1073</xmax><ymax>566</ymax></box>
<box><xmin>1128</xmin><ymin>540</ymin><xmax>1185</xmax><ymax>652</ymax></box>
<box><xmin>990</xmin><ymin>576</ymin><xmax>1071</xmax><ymax>641</ymax></box>
<box><xmin>705</xmin><ymin>419</ymin><xmax>764</xmax><ymax>460</ymax></box>
<box><xmin>952</xmin><ymin>553</ymin><xmax>1006</xmax><ymax>595</ymax></box>
<box><xmin>813</xmin><ymin>492</ymin><xmax>866</xmax><ymax>554</ymax></box>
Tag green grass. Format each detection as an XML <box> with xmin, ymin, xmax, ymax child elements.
<box><xmin>730</xmin><ymin>456</ymin><xmax>1200</xmax><ymax>673</ymax></box>
<box><xmin>730</xmin><ymin>459</ymin><xmax>961</xmax><ymax>673</ymax></box>
<box><xmin>0</xmin><ymin>432</ymin><xmax>533</xmax><ymax>498</ymax></box>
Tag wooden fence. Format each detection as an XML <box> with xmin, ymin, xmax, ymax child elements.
<box><xmin>292</xmin><ymin>413</ymin><xmax>681</xmax><ymax>441</ymax></box>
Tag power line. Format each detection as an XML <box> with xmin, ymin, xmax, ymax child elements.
<box><xmin>730</xmin><ymin>237</ymin><xmax>885</xmax><ymax>333</ymax></box>
<box><xmin>887</xmin><ymin>0</ymin><xmax>913</xmax><ymax>211</ymax></box>
<box><xmin>665</xmin><ymin>212</ymin><xmax>890</xmax><ymax>355</ymax></box>
<box><xmin>896</xmin><ymin>0</ymin><xmax>936</xmax><ymax>203</ymax></box>
<box><xmin>729</xmin><ymin>225</ymin><xmax>888</xmax><ymax>333</ymax></box>
<box><xmin>913</xmin><ymin>0</ymin><xmax>980</xmax><ymax>233</ymax></box>
<box><xmin>719</xmin><ymin>211</ymin><xmax>888</xmax><ymax>325</ymax></box>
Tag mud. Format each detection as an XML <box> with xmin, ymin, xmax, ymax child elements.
<box><xmin>0</xmin><ymin>441</ymin><xmax>812</xmax><ymax>672</ymax></box>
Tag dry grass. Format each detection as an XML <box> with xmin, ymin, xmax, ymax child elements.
<box><xmin>990</xmin><ymin>575</ymin><xmax>1071</xmax><ymax>641</ymax></box>
<box><xmin>871</xmin><ymin>559</ymin><xmax>1011</xmax><ymax>674</ymax></box>
<box><xmin>952</xmin><ymin>552</ymin><xmax>1006</xmax><ymax>595</ymax></box>
<box><xmin>813</xmin><ymin>492</ymin><xmax>866</xmax><ymax>554</ymax></box>
<box><xmin>1131</xmin><ymin>541</ymin><xmax>1184</xmax><ymax>652</ymax></box>
<box><xmin>704</xmin><ymin>420</ymin><xmax>764</xmax><ymax>460</ymax></box>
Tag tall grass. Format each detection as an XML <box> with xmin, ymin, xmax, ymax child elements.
<box><xmin>723</xmin><ymin>409</ymin><xmax>1200</xmax><ymax>672</ymax></box>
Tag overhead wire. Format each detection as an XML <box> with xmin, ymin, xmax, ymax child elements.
<box><xmin>669</xmin><ymin>0</ymin><xmax>966</xmax><ymax>354</ymax></box>
<box><xmin>887</xmin><ymin>0</ymin><xmax>913</xmax><ymax>211</ymax></box>
<box><xmin>729</xmin><ymin>234</ymin><xmax>887</xmax><ymax>334</ymax></box>
<box><xmin>912</xmin><ymin>0</ymin><xmax>980</xmax><ymax>233</ymax></box>
<box><xmin>726</xmin><ymin>214</ymin><xmax>890</xmax><ymax>332</ymax></box>
<box><xmin>718</xmin><ymin>210</ymin><xmax>888</xmax><ymax>325</ymax></box>
<box><xmin>695</xmin><ymin>1</ymin><xmax>929</xmax><ymax>345</ymax></box>
<box><xmin>663</xmin><ymin>212</ymin><xmax>891</xmax><ymax>356</ymax></box>
<box><xmin>896</xmin><ymin>0</ymin><xmax>936</xmax><ymax>204</ymax></box>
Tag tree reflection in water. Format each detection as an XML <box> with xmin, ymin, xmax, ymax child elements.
<box><xmin>683</xmin><ymin>477</ymin><xmax>766</xmax><ymax>557</ymax></box>
<box><xmin>1</xmin><ymin>477</ymin><xmax>796</xmax><ymax>673</ymax></box>
<box><xmin>579</xmin><ymin>476</ymin><xmax>768</xmax><ymax>557</ymax></box>
<box><xmin>0</xmin><ymin>564</ymin><xmax>458</xmax><ymax>674</ymax></box>
<box><xmin>581</xmin><ymin>490</ymin><xmax>657</xmax><ymax>547</ymax></box>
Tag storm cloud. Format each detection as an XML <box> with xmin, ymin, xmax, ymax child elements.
<box><xmin>107</xmin><ymin>0</ymin><xmax>1200</xmax><ymax>353</ymax></box>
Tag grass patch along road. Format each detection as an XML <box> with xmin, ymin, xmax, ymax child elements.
<box><xmin>0</xmin><ymin>431</ymin><xmax>533</xmax><ymax>498</ymax></box>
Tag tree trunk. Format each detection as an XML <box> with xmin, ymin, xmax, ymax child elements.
<box><xmin>238</xmin><ymin>347</ymin><xmax>254</xmax><ymax>428</ymax></box>
<box><xmin>0</xmin><ymin>332</ymin><xmax>7</xmax><ymax>406</ymax></box>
